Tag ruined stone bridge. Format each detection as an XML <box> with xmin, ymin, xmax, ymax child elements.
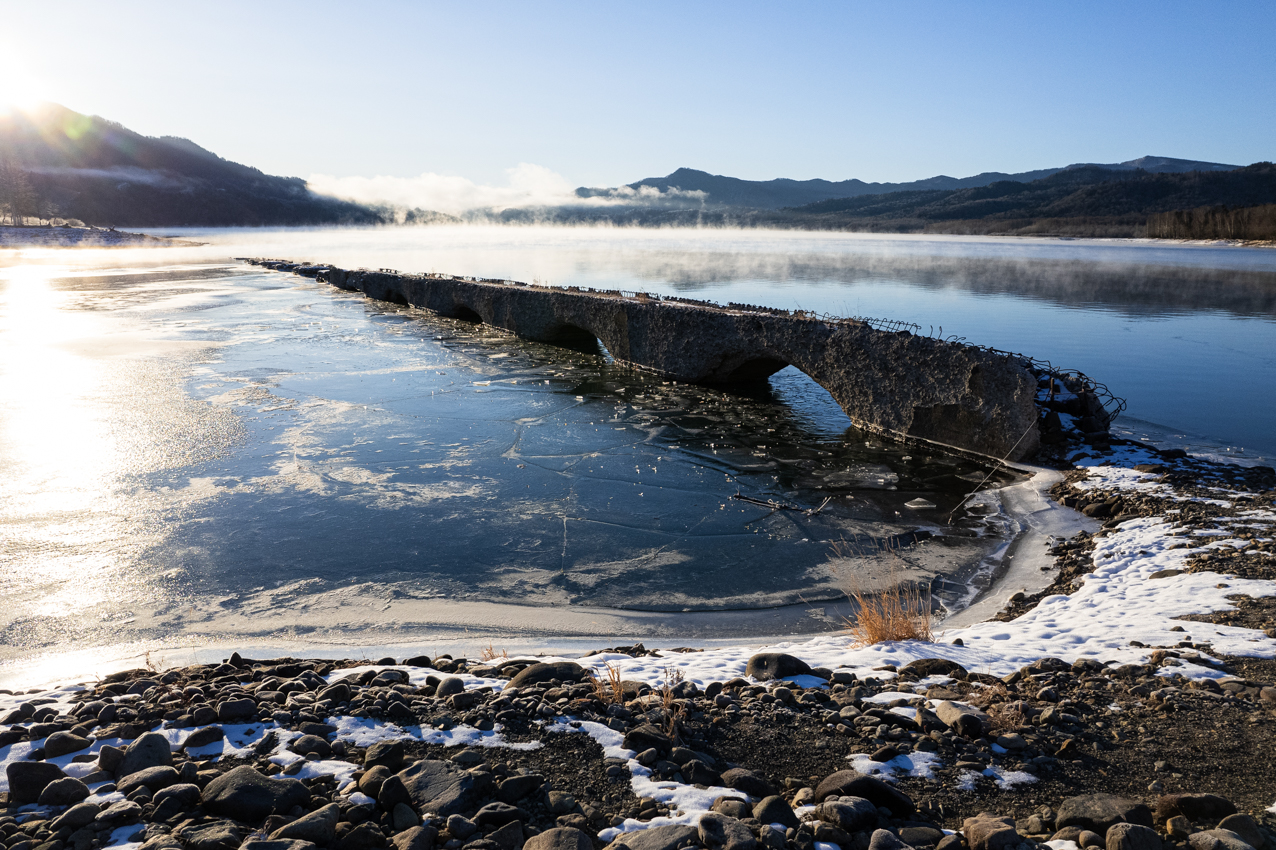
<box><xmin>245</xmin><ymin>259</ymin><xmax>1100</xmax><ymax>461</ymax></box>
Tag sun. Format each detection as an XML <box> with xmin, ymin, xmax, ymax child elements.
<box><xmin>0</xmin><ymin>73</ymin><xmax>47</xmax><ymax>115</ymax></box>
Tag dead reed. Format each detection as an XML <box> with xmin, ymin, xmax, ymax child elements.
<box><xmin>832</xmin><ymin>537</ymin><xmax>935</xmax><ymax>646</ymax></box>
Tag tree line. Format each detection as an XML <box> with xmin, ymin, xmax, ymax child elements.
<box><xmin>0</xmin><ymin>158</ymin><xmax>49</xmax><ymax>225</ymax></box>
<box><xmin>1146</xmin><ymin>204</ymin><xmax>1276</xmax><ymax>241</ymax></box>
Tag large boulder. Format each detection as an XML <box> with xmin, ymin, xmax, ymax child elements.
<box><xmin>720</xmin><ymin>768</ymin><xmax>776</xmax><ymax>799</ymax></box>
<box><xmin>1189</xmin><ymin>831</ymin><xmax>1256</xmax><ymax>850</ymax></box>
<box><xmin>963</xmin><ymin>814</ymin><xmax>1020</xmax><ymax>850</ymax></box>
<box><xmin>1058</xmin><ymin>795</ymin><xmax>1154</xmax><ymax>835</ymax></box>
<box><xmin>816</xmin><ymin>798</ymin><xmax>877</xmax><ymax>833</ymax></box>
<box><xmin>52</xmin><ymin>802</ymin><xmax>102</xmax><ymax>832</ymax></box>
<box><xmin>524</xmin><ymin>828</ymin><xmax>592</xmax><ymax>850</ymax></box>
<box><xmin>118</xmin><ymin>766</ymin><xmax>181</xmax><ymax>795</ymax></box>
<box><xmin>177</xmin><ymin>822</ymin><xmax>243</xmax><ymax>850</ymax></box>
<box><xmin>391</xmin><ymin>827</ymin><xmax>437</xmax><ymax>850</ymax></box>
<box><xmin>507</xmin><ymin>662</ymin><xmax>589</xmax><ymax>688</ymax></box>
<box><xmin>900</xmin><ymin>659</ymin><xmax>968</xmax><ymax>679</ymax></box>
<box><xmin>201</xmin><ymin>766</ymin><xmax>309</xmax><ymax>822</ymax></box>
<box><xmin>1155</xmin><ymin>795</ymin><xmax>1236</xmax><ymax>824</ymax></box>
<box><xmin>7</xmin><ymin>761</ymin><xmax>68</xmax><ymax>805</ymax></box>
<box><xmin>271</xmin><ymin>803</ymin><xmax>340</xmax><ymax>845</ymax></box>
<box><xmin>183</xmin><ymin>727</ymin><xmax>226</xmax><ymax>750</ymax></box>
<box><xmin>116</xmin><ymin>732</ymin><xmax>174</xmax><ymax>778</ymax></box>
<box><xmin>752</xmin><ymin>796</ymin><xmax>799</xmax><ymax>830</ymax></box>
<box><xmin>37</xmin><ymin>777</ymin><xmax>90</xmax><ymax>806</ymax></box>
<box><xmin>379</xmin><ymin>759</ymin><xmax>494</xmax><ymax>817</ymax></box>
<box><xmin>624</xmin><ymin>726</ymin><xmax>673</xmax><ymax>754</ymax></box>
<box><xmin>1216</xmin><ymin>817</ymin><xmax>1264</xmax><ymax>850</ymax></box>
<box><xmin>44</xmin><ymin>731</ymin><xmax>93</xmax><ymax>758</ymax></box>
<box><xmin>607</xmin><ymin>825</ymin><xmax>699</xmax><ymax>850</ymax></box>
<box><xmin>699</xmin><ymin>813</ymin><xmax>757</xmax><ymax>850</ymax></box>
<box><xmin>868</xmin><ymin>831</ymin><xmax>914</xmax><ymax>850</ymax></box>
<box><xmin>814</xmin><ymin>770</ymin><xmax>915</xmax><ymax>816</ymax></box>
<box><xmin>745</xmin><ymin>653</ymin><xmax>812</xmax><ymax>681</ymax></box>
<box><xmin>933</xmin><ymin>701</ymin><xmax>988</xmax><ymax>738</ymax></box>
<box><xmin>1106</xmin><ymin>824</ymin><xmax>1163</xmax><ymax>850</ymax></box>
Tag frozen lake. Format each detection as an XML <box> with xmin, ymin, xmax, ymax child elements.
<box><xmin>1</xmin><ymin>227</ymin><xmax>1273</xmax><ymax>682</ymax></box>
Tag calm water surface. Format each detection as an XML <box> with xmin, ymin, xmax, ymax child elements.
<box><xmin>1</xmin><ymin>227</ymin><xmax>1273</xmax><ymax>679</ymax></box>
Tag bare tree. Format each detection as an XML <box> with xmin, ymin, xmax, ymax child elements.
<box><xmin>0</xmin><ymin>159</ymin><xmax>39</xmax><ymax>225</ymax></box>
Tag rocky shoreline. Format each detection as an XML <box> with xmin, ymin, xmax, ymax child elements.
<box><xmin>1</xmin><ymin>446</ymin><xmax>1274</xmax><ymax>850</ymax></box>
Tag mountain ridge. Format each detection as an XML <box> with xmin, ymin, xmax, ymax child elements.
<box><xmin>0</xmin><ymin>102</ymin><xmax>382</xmax><ymax>226</ymax></box>
<box><xmin>577</xmin><ymin>157</ymin><xmax>1241</xmax><ymax>210</ymax></box>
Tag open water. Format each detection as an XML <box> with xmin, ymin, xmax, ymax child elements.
<box><xmin>1</xmin><ymin>227</ymin><xmax>1273</xmax><ymax>682</ymax></box>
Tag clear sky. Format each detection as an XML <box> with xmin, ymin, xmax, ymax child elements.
<box><xmin>3</xmin><ymin>1</ymin><xmax>1273</xmax><ymax>206</ymax></box>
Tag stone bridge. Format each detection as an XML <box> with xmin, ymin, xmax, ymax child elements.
<box><xmin>244</xmin><ymin>260</ymin><xmax>1089</xmax><ymax>461</ymax></box>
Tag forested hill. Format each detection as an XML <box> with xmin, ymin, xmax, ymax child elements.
<box><xmin>577</xmin><ymin>158</ymin><xmax>1240</xmax><ymax>210</ymax></box>
<box><xmin>783</xmin><ymin>162</ymin><xmax>1276</xmax><ymax>227</ymax></box>
<box><xmin>0</xmin><ymin>103</ymin><xmax>382</xmax><ymax>226</ymax></box>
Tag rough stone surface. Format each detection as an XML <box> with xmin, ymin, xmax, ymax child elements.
<box><xmin>37</xmin><ymin>776</ymin><xmax>90</xmax><ymax>806</ymax></box>
<box><xmin>1106</xmin><ymin>823</ymin><xmax>1163</xmax><ymax>850</ymax></box>
<box><xmin>506</xmin><ymin>662</ymin><xmax>589</xmax><ymax>688</ymax></box>
<box><xmin>182</xmin><ymin>726</ymin><xmax>225</xmax><ymax>749</ymax></box>
<box><xmin>1189</xmin><ymin>831</ymin><xmax>1256</xmax><ymax>850</ymax></box>
<box><xmin>298</xmin><ymin>265</ymin><xmax>1047</xmax><ymax>460</ymax></box>
<box><xmin>699</xmin><ymin>813</ymin><xmax>757</xmax><ymax>850</ymax></box>
<box><xmin>523</xmin><ymin>827</ymin><xmax>593</xmax><ymax>850</ymax></box>
<box><xmin>934</xmin><ymin>701</ymin><xmax>988</xmax><ymax>738</ymax></box>
<box><xmin>271</xmin><ymin>803</ymin><xmax>339</xmax><ymax>845</ymax></box>
<box><xmin>814</xmin><ymin>770</ymin><xmax>916</xmax><ymax>816</ymax></box>
<box><xmin>963</xmin><ymin>814</ymin><xmax>1021</xmax><ymax>850</ymax></box>
<box><xmin>116</xmin><ymin>731</ymin><xmax>174</xmax><ymax>778</ymax></box>
<box><xmin>1216</xmin><ymin>816</ymin><xmax>1264</xmax><ymax>850</ymax></box>
<box><xmin>43</xmin><ymin>731</ymin><xmax>92</xmax><ymax>757</ymax></box>
<box><xmin>745</xmin><ymin>653</ymin><xmax>813</xmax><ymax>681</ymax></box>
<box><xmin>7</xmin><ymin>760</ymin><xmax>68</xmax><ymax>805</ymax></box>
<box><xmin>720</xmin><ymin>767</ymin><xmax>776</xmax><ymax>798</ymax></box>
<box><xmin>752</xmin><ymin>796</ymin><xmax>799</xmax><ymax>829</ymax></box>
<box><xmin>869</xmin><ymin>831</ymin><xmax>915</xmax><ymax>850</ymax></box>
<box><xmin>383</xmin><ymin>759</ymin><xmax>493</xmax><ymax>817</ymax></box>
<box><xmin>608</xmin><ymin>825</ymin><xmax>698</xmax><ymax>850</ymax></box>
<box><xmin>52</xmin><ymin>802</ymin><xmax>102</xmax><ymax>831</ymax></box>
<box><xmin>1155</xmin><ymin>794</ymin><xmax>1237</xmax><ymax>824</ymax></box>
<box><xmin>390</xmin><ymin>826</ymin><xmax>437</xmax><ymax>850</ymax></box>
<box><xmin>201</xmin><ymin>765</ymin><xmax>310</xmax><ymax>822</ymax></box>
<box><xmin>816</xmin><ymin>798</ymin><xmax>877</xmax><ymax>833</ymax></box>
<box><xmin>1057</xmin><ymin>794</ymin><xmax>1155</xmax><ymax>835</ymax></box>
<box><xmin>178</xmin><ymin>822</ymin><xmax>242</xmax><ymax>850</ymax></box>
<box><xmin>117</xmin><ymin>765</ymin><xmax>180</xmax><ymax>795</ymax></box>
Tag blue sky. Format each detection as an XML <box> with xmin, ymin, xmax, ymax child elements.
<box><xmin>3</xmin><ymin>1</ymin><xmax>1273</xmax><ymax>206</ymax></box>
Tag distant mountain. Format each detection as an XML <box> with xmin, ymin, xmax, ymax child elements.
<box><xmin>785</xmin><ymin>163</ymin><xmax>1276</xmax><ymax>223</ymax></box>
<box><xmin>577</xmin><ymin>157</ymin><xmax>1241</xmax><ymax>210</ymax></box>
<box><xmin>0</xmin><ymin>103</ymin><xmax>382</xmax><ymax>226</ymax></box>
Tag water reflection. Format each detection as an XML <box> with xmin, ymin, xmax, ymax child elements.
<box><xmin>0</xmin><ymin>258</ymin><xmax>1010</xmax><ymax>670</ymax></box>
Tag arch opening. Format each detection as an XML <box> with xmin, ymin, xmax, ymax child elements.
<box><xmin>450</xmin><ymin>305</ymin><xmax>483</xmax><ymax>323</ymax></box>
<box><xmin>542</xmin><ymin>323</ymin><xmax>606</xmax><ymax>355</ymax></box>
<box><xmin>715</xmin><ymin>357</ymin><xmax>790</xmax><ymax>383</ymax></box>
<box><xmin>382</xmin><ymin>290</ymin><xmax>408</xmax><ymax>306</ymax></box>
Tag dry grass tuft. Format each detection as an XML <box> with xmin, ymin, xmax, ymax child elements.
<box><xmin>833</xmin><ymin>538</ymin><xmax>935</xmax><ymax>646</ymax></box>
<box><xmin>588</xmin><ymin>661</ymin><xmax>625</xmax><ymax>705</ymax></box>
<box><xmin>478</xmin><ymin>643</ymin><xmax>509</xmax><ymax>663</ymax></box>
<box><xmin>660</xmin><ymin>666</ymin><xmax>687</xmax><ymax>741</ymax></box>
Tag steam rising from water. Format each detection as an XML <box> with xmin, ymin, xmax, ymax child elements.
<box><xmin>307</xmin><ymin>164</ymin><xmax>706</xmax><ymax>215</ymax></box>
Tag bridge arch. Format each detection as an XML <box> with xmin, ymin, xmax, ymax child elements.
<box><xmin>447</xmin><ymin>304</ymin><xmax>484</xmax><ymax>323</ymax></box>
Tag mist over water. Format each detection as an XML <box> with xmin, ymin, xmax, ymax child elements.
<box><xmin>1</xmin><ymin>226</ymin><xmax>1273</xmax><ymax>682</ymax></box>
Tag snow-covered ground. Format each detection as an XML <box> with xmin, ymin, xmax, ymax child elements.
<box><xmin>3</xmin><ymin>451</ymin><xmax>1274</xmax><ymax>842</ymax></box>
